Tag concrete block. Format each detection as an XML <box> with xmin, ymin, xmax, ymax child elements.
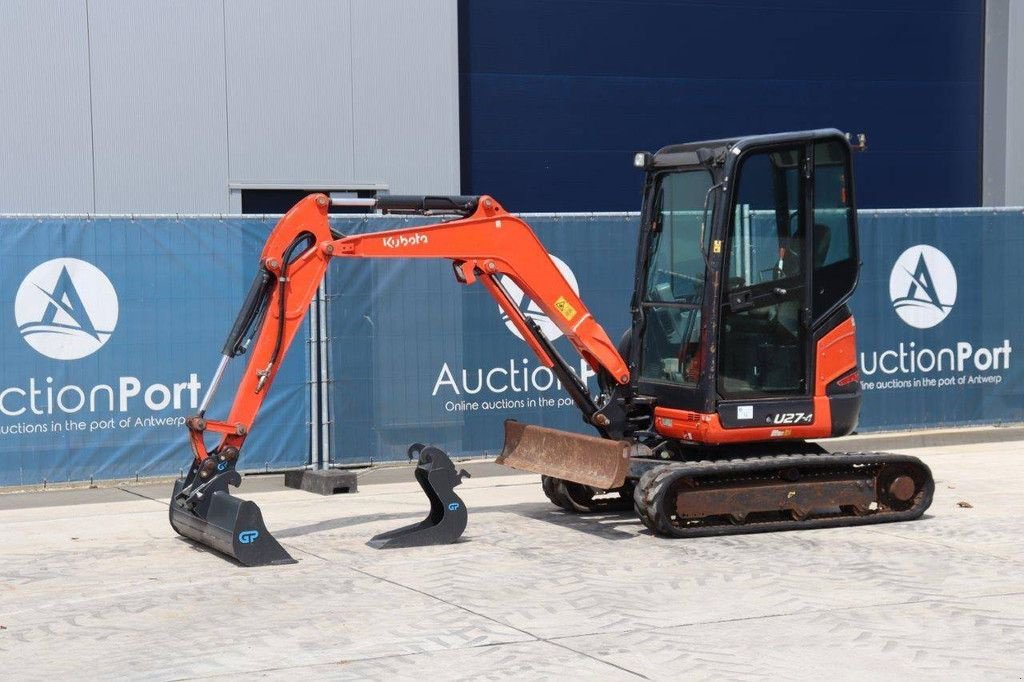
<box><xmin>284</xmin><ymin>469</ymin><xmax>358</xmax><ymax>495</ymax></box>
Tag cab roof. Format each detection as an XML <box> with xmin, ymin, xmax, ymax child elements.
<box><xmin>649</xmin><ymin>128</ymin><xmax>847</xmax><ymax>169</ymax></box>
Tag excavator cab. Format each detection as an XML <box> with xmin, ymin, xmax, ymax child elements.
<box><xmin>629</xmin><ymin>129</ymin><xmax>863</xmax><ymax>445</ymax></box>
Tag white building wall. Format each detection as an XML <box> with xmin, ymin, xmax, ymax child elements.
<box><xmin>89</xmin><ymin>0</ymin><xmax>230</xmax><ymax>213</ymax></box>
<box><xmin>224</xmin><ymin>0</ymin><xmax>356</xmax><ymax>187</ymax></box>
<box><xmin>350</xmin><ymin>0</ymin><xmax>462</xmax><ymax>195</ymax></box>
<box><xmin>1003</xmin><ymin>0</ymin><xmax>1024</xmax><ymax>205</ymax></box>
<box><xmin>0</xmin><ymin>1</ymin><xmax>94</xmax><ymax>212</ymax></box>
<box><xmin>0</xmin><ymin>0</ymin><xmax>459</xmax><ymax>214</ymax></box>
<box><xmin>984</xmin><ymin>0</ymin><xmax>1024</xmax><ymax>206</ymax></box>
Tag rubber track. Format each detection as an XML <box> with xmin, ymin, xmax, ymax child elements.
<box><xmin>632</xmin><ymin>451</ymin><xmax>935</xmax><ymax>538</ymax></box>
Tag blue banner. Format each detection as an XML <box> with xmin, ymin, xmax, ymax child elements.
<box><xmin>2</xmin><ymin>208</ymin><xmax>1020</xmax><ymax>483</ymax></box>
<box><xmin>326</xmin><ymin>209</ymin><xmax>1024</xmax><ymax>464</ymax></box>
<box><xmin>0</xmin><ymin>217</ymin><xmax>310</xmax><ymax>486</ymax></box>
<box><xmin>326</xmin><ymin>214</ymin><xmax>634</xmax><ymax>464</ymax></box>
<box><xmin>853</xmin><ymin>209</ymin><xmax>1023</xmax><ymax>429</ymax></box>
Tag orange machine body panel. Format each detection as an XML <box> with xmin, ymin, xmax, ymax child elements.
<box><xmin>653</xmin><ymin>316</ymin><xmax>858</xmax><ymax>445</ymax></box>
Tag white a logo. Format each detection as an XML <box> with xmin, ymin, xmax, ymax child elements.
<box><xmin>889</xmin><ymin>245</ymin><xmax>956</xmax><ymax>329</ymax></box>
<box><xmin>498</xmin><ymin>254</ymin><xmax>579</xmax><ymax>341</ymax></box>
<box><xmin>15</xmin><ymin>258</ymin><xmax>119</xmax><ymax>360</ymax></box>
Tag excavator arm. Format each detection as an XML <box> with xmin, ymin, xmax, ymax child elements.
<box><xmin>184</xmin><ymin>193</ymin><xmax>630</xmax><ymax>482</ymax></box>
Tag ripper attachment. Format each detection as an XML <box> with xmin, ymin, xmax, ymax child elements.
<box><xmin>368</xmin><ymin>444</ymin><xmax>470</xmax><ymax>549</ymax></box>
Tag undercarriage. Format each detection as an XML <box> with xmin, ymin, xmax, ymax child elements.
<box><xmin>541</xmin><ymin>448</ymin><xmax>934</xmax><ymax>537</ymax></box>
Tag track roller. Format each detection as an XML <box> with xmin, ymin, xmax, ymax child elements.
<box><xmin>542</xmin><ymin>475</ymin><xmax>634</xmax><ymax>513</ymax></box>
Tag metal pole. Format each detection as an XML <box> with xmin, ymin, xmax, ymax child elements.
<box><xmin>198</xmin><ymin>355</ymin><xmax>230</xmax><ymax>416</ymax></box>
<box><xmin>742</xmin><ymin>204</ymin><xmax>752</xmax><ymax>284</ymax></box>
<box><xmin>317</xmin><ymin>280</ymin><xmax>331</xmax><ymax>469</ymax></box>
<box><xmin>308</xmin><ymin>295</ymin><xmax>320</xmax><ymax>470</ymax></box>
<box><xmin>329</xmin><ymin>197</ymin><xmax>377</xmax><ymax>208</ymax></box>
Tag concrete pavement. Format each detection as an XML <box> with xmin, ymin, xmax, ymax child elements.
<box><xmin>1</xmin><ymin>439</ymin><xmax>1023</xmax><ymax>680</ymax></box>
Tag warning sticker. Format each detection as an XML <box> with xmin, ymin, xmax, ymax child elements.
<box><xmin>554</xmin><ymin>296</ymin><xmax>577</xmax><ymax>321</ymax></box>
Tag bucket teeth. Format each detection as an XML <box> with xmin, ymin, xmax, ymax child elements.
<box><xmin>496</xmin><ymin>420</ymin><xmax>630</xmax><ymax>490</ymax></box>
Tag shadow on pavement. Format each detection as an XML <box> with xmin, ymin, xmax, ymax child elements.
<box><xmin>276</xmin><ymin>504</ymin><xmax>643</xmax><ymax>542</ymax></box>
<box><xmin>274</xmin><ymin>511</ymin><xmax>421</xmax><ymax>538</ymax></box>
<box><xmin>496</xmin><ymin>501</ymin><xmax>641</xmax><ymax>540</ymax></box>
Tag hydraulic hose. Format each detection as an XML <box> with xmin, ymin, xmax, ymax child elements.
<box><xmin>222</xmin><ymin>269</ymin><xmax>275</xmax><ymax>357</ymax></box>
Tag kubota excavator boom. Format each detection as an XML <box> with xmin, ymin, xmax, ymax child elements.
<box><xmin>182</xmin><ymin>193</ymin><xmax>634</xmax><ymax>472</ymax></box>
<box><xmin>171</xmin><ymin>129</ymin><xmax>934</xmax><ymax>567</ymax></box>
<box><xmin>170</xmin><ymin>192</ymin><xmax>641</xmax><ymax>563</ymax></box>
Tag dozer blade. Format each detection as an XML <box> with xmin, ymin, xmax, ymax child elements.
<box><xmin>169</xmin><ymin>473</ymin><xmax>296</xmax><ymax>567</ymax></box>
<box><xmin>495</xmin><ymin>420</ymin><xmax>630</xmax><ymax>490</ymax></box>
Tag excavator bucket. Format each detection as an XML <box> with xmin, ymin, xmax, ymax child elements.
<box><xmin>496</xmin><ymin>420</ymin><xmax>631</xmax><ymax>490</ymax></box>
<box><xmin>368</xmin><ymin>444</ymin><xmax>470</xmax><ymax>549</ymax></box>
<box><xmin>169</xmin><ymin>470</ymin><xmax>296</xmax><ymax>567</ymax></box>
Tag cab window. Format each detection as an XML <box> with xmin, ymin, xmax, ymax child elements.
<box><xmin>639</xmin><ymin>169</ymin><xmax>712</xmax><ymax>386</ymax></box>
<box><xmin>719</xmin><ymin>147</ymin><xmax>807</xmax><ymax>397</ymax></box>
<box><xmin>811</xmin><ymin>140</ymin><xmax>858</xmax><ymax>318</ymax></box>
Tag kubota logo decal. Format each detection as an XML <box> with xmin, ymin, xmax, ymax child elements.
<box><xmin>15</xmin><ymin>258</ymin><xmax>119</xmax><ymax>360</ymax></box>
<box><xmin>382</xmin><ymin>233</ymin><xmax>428</xmax><ymax>249</ymax></box>
<box><xmin>498</xmin><ymin>254</ymin><xmax>579</xmax><ymax>341</ymax></box>
<box><xmin>889</xmin><ymin>245</ymin><xmax>956</xmax><ymax>329</ymax></box>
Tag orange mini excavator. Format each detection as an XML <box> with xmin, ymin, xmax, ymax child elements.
<box><xmin>170</xmin><ymin>129</ymin><xmax>933</xmax><ymax>565</ymax></box>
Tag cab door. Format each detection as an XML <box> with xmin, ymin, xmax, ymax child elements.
<box><xmin>716</xmin><ymin>144</ymin><xmax>815</xmax><ymax>426</ymax></box>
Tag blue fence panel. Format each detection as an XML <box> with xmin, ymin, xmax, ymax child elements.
<box><xmin>0</xmin><ymin>216</ymin><xmax>310</xmax><ymax>486</ymax></box>
<box><xmin>853</xmin><ymin>209</ymin><xmax>1024</xmax><ymax>430</ymax></box>
<box><xmin>2</xmin><ymin>208</ymin><xmax>1019</xmax><ymax>482</ymax></box>
<box><xmin>327</xmin><ymin>208</ymin><xmax>1024</xmax><ymax>464</ymax></box>
<box><xmin>326</xmin><ymin>214</ymin><xmax>635</xmax><ymax>464</ymax></box>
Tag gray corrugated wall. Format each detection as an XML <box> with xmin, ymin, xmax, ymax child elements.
<box><xmin>224</xmin><ymin>0</ymin><xmax>356</xmax><ymax>186</ymax></box>
<box><xmin>89</xmin><ymin>0</ymin><xmax>230</xmax><ymax>212</ymax></box>
<box><xmin>0</xmin><ymin>1</ymin><xmax>94</xmax><ymax>212</ymax></box>
<box><xmin>984</xmin><ymin>0</ymin><xmax>1024</xmax><ymax>206</ymax></box>
<box><xmin>349</xmin><ymin>0</ymin><xmax>461</xmax><ymax>195</ymax></box>
<box><xmin>0</xmin><ymin>0</ymin><xmax>459</xmax><ymax>214</ymax></box>
<box><xmin>1005</xmin><ymin>1</ymin><xmax>1024</xmax><ymax>206</ymax></box>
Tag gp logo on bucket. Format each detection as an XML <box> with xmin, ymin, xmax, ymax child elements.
<box><xmin>498</xmin><ymin>254</ymin><xmax>579</xmax><ymax>341</ymax></box>
<box><xmin>889</xmin><ymin>245</ymin><xmax>956</xmax><ymax>329</ymax></box>
<box><xmin>15</xmin><ymin>258</ymin><xmax>119</xmax><ymax>360</ymax></box>
<box><xmin>238</xmin><ymin>530</ymin><xmax>260</xmax><ymax>544</ymax></box>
